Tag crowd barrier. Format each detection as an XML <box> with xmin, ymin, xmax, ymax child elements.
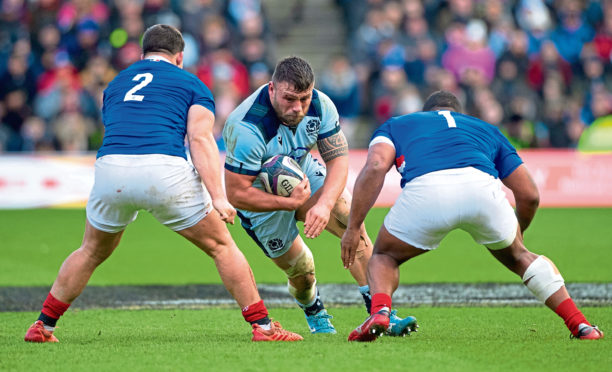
<box><xmin>1</xmin><ymin>150</ymin><xmax>611</xmax><ymax>209</ymax></box>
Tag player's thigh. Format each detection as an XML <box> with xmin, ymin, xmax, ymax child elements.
<box><xmin>460</xmin><ymin>178</ymin><xmax>518</xmax><ymax>249</ymax></box>
<box><xmin>78</xmin><ymin>219</ymin><xmax>125</xmax><ymax>262</ymax></box>
<box><xmin>270</xmin><ymin>234</ymin><xmax>309</xmax><ymax>271</ymax></box>
<box><xmin>375</xmin><ymin>224</ymin><xmax>428</xmax><ymax>263</ymax></box>
<box><xmin>86</xmin><ymin>156</ymin><xmax>141</xmax><ymax>233</ymax></box>
<box><xmin>176</xmin><ymin>209</ymin><xmax>234</xmax><ymax>255</ymax></box>
<box><xmin>141</xmin><ymin>159</ymin><xmax>213</xmax><ymax>232</ymax></box>
<box><xmin>237</xmin><ymin>209</ymin><xmax>300</xmax><ymax>258</ymax></box>
<box><xmin>383</xmin><ymin>182</ymin><xmax>457</xmax><ymax>250</ymax></box>
<box><xmin>295</xmin><ymin>155</ymin><xmax>327</xmax><ymax>220</ymax></box>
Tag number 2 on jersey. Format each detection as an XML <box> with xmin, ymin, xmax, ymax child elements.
<box><xmin>124</xmin><ymin>73</ymin><xmax>153</xmax><ymax>102</ymax></box>
<box><xmin>438</xmin><ymin>110</ymin><xmax>457</xmax><ymax>128</ymax></box>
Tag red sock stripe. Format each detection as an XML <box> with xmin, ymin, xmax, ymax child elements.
<box><xmin>242</xmin><ymin>300</ymin><xmax>268</xmax><ymax>323</ymax></box>
<box><xmin>554</xmin><ymin>298</ymin><xmax>589</xmax><ymax>336</ymax></box>
<box><xmin>371</xmin><ymin>293</ymin><xmax>392</xmax><ymax>314</ymax></box>
<box><xmin>41</xmin><ymin>293</ymin><xmax>70</xmax><ymax>319</ymax></box>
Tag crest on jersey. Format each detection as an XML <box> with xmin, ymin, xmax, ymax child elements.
<box><xmin>395</xmin><ymin>155</ymin><xmax>406</xmax><ymax>173</ymax></box>
<box><xmin>306</xmin><ymin>118</ymin><xmax>320</xmax><ymax>135</ymax></box>
<box><xmin>267</xmin><ymin>238</ymin><xmax>284</xmax><ymax>252</ymax></box>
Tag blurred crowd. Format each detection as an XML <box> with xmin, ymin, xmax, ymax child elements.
<box><xmin>0</xmin><ymin>0</ymin><xmax>275</xmax><ymax>152</ymax></box>
<box><xmin>1</xmin><ymin>0</ymin><xmax>611</xmax><ymax>152</ymax></box>
<box><xmin>329</xmin><ymin>0</ymin><xmax>612</xmax><ymax>148</ymax></box>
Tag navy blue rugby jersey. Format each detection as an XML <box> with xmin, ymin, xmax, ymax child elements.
<box><xmin>371</xmin><ymin>110</ymin><xmax>523</xmax><ymax>187</ymax></box>
<box><xmin>98</xmin><ymin>57</ymin><xmax>215</xmax><ymax>159</ymax></box>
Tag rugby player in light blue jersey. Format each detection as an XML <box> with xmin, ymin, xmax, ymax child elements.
<box><xmin>223</xmin><ymin>56</ymin><xmax>416</xmax><ymax>336</ymax></box>
<box><xmin>344</xmin><ymin>90</ymin><xmax>603</xmax><ymax>342</ymax></box>
<box><xmin>24</xmin><ymin>25</ymin><xmax>302</xmax><ymax>343</ymax></box>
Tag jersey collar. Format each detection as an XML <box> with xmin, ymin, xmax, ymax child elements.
<box><xmin>145</xmin><ymin>55</ymin><xmax>172</xmax><ymax>64</ymax></box>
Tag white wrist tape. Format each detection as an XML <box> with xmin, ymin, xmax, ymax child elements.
<box><xmin>522</xmin><ymin>256</ymin><xmax>565</xmax><ymax>302</ymax></box>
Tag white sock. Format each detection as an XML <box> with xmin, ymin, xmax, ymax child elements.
<box><xmin>43</xmin><ymin>324</ymin><xmax>55</xmax><ymax>332</ymax></box>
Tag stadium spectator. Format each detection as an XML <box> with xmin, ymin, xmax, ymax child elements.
<box><xmin>550</xmin><ymin>0</ymin><xmax>595</xmax><ymax>69</ymax></box>
<box><xmin>442</xmin><ymin>19</ymin><xmax>497</xmax><ymax>86</ymax></box>
<box><xmin>0</xmin><ymin>0</ymin><xmax>611</xmax><ymax>151</ymax></box>
<box><xmin>319</xmin><ymin>55</ymin><xmax>361</xmax><ymax>143</ymax></box>
<box><xmin>23</xmin><ymin>24</ymin><xmax>303</xmax><ymax>343</ymax></box>
<box><xmin>343</xmin><ymin>90</ymin><xmax>604</xmax><ymax>342</ymax></box>
<box><xmin>527</xmin><ymin>40</ymin><xmax>573</xmax><ymax>93</ymax></box>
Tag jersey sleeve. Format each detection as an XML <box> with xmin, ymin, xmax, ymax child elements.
<box><xmin>316</xmin><ymin>91</ymin><xmax>341</xmax><ymax>140</ymax></box>
<box><xmin>190</xmin><ymin>77</ymin><xmax>215</xmax><ymax>114</ymax></box>
<box><xmin>223</xmin><ymin>119</ymin><xmax>267</xmax><ymax>176</ymax></box>
<box><xmin>369</xmin><ymin>119</ymin><xmax>396</xmax><ymax>148</ymax></box>
<box><xmin>493</xmin><ymin>129</ymin><xmax>523</xmax><ymax>179</ymax></box>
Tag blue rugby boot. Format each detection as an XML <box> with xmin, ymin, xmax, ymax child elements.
<box><xmin>305</xmin><ymin>309</ymin><xmax>337</xmax><ymax>334</ymax></box>
<box><xmin>386</xmin><ymin>310</ymin><xmax>418</xmax><ymax>337</ymax></box>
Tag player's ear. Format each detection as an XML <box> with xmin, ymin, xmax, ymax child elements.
<box><xmin>268</xmin><ymin>81</ymin><xmax>274</xmax><ymax>96</ymax></box>
<box><xmin>176</xmin><ymin>52</ymin><xmax>184</xmax><ymax>68</ymax></box>
<box><xmin>140</xmin><ymin>53</ymin><xmax>144</xmax><ymax>60</ymax></box>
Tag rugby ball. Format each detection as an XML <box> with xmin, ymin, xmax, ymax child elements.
<box><xmin>258</xmin><ymin>155</ymin><xmax>304</xmax><ymax>196</ymax></box>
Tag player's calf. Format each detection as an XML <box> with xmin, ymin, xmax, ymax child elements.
<box><xmin>523</xmin><ymin>256</ymin><xmax>602</xmax><ymax>339</ymax></box>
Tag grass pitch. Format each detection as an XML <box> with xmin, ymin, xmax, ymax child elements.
<box><xmin>2</xmin><ymin>307</ymin><xmax>610</xmax><ymax>372</ymax></box>
<box><xmin>1</xmin><ymin>208</ymin><xmax>610</xmax><ymax>371</ymax></box>
<box><xmin>1</xmin><ymin>208</ymin><xmax>611</xmax><ymax>285</ymax></box>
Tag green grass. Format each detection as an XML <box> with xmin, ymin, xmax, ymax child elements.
<box><xmin>1</xmin><ymin>208</ymin><xmax>612</xmax><ymax>286</ymax></box>
<box><xmin>2</xmin><ymin>307</ymin><xmax>610</xmax><ymax>372</ymax></box>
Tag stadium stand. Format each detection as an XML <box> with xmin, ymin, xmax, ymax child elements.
<box><xmin>1</xmin><ymin>0</ymin><xmax>611</xmax><ymax>151</ymax></box>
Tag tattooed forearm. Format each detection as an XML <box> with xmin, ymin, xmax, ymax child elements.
<box><xmin>318</xmin><ymin>131</ymin><xmax>348</xmax><ymax>162</ymax></box>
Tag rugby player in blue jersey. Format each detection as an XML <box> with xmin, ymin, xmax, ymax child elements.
<box><xmin>344</xmin><ymin>90</ymin><xmax>603</xmax><ymax>341</ymax></box>
<box><xmin>223</xmin><ymin>56</ymin><xmax>416</xmax><ymax>335</ymax></box>
<box><xmin>24</xmin><ymin>25</ymin><xmax>302</xmax><ymax>343</ymax></box>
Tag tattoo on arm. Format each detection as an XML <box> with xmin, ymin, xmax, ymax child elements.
<box><xmin>318</xmin><ymin>132</ymin><xmax>348</xmax><ymax>162</ymax></box>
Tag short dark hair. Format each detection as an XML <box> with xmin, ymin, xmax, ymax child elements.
<box><xmin>422</xmin><ymin>90</ymin><xmax>462</xmax><ymax>112</ymax></box>
<box><xmin>142</xmin><ymin>24</ymin><xmax>184</xmax><ymax>56</ymax></box>
<box><xmin>272</xmin><ymin>56</ymin><xmax>315</xmax><ymax>92</ymax></box>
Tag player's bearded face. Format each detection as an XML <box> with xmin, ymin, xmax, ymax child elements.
<box><xmin>269</xmin><ymin>81</ymin><xmax>313</xmax><ymax>127</ymax></box>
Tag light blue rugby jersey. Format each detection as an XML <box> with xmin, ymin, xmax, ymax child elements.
<box><xmin>372</xmin><ymin>110</ymin><xmax>523</xmax><ymax>188</ymax></box>
<box><xmin>98</xmin><ymin>57</ymin><xmax>215</xmax><ymax>160</ymax></box>
<box><xmin>223</xmin><ymin>84</ymin><xmax>340</xmax><ymax>176</ymax></box>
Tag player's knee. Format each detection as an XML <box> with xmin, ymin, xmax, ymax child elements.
<box><xmin>354</xmin><ymin>239</ymin><xmax>369</xmax><ymax>259</ymax></box>
<box><xmin>522</xmin><ymin>255</ymin><xmax>565</xmax><ymax>302</ymax></box>
<box><xmin>288</xmin><ymin>277</ymin><xmax>317</xmax><ymax>304</ymax></box>
<box><xmin>199</xmin><ymin>236</ymin><xmax>234</xmax><ymax>259</ymax></box>
<box><xmin>283</xmin><ymin>245</ymin><xmax>315</xmax><ymax>279</ymax></box>
<box><xmin>331</xmin><ymin>194</ymin><xmax>350</xmax><ymax>226</ymax></box>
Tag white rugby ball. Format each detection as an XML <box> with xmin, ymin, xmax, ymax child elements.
<box><xmin>258</xmin><ymin>155</ymin><xmax>304</xmax><ymax>196</ymax></box>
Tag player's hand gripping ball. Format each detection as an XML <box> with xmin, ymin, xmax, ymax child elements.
<box><xmin>258</xmin><ymin>155</ymin><xmax>305</xmax><ymax>196</ymax></box>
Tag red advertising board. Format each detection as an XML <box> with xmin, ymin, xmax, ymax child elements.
<box><xmin>0</xmin><ymin>150</ymin><xmax>611</xmax><ymax>209</ymax></box>
<box><xmin>340</xmin><ymin>149</ymin><xmax>612</xmax><ymax>207</ymax></box>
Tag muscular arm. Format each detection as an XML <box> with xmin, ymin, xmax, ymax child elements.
<box><xmin>501</xmin><ymin>164</ymin><xmax>540</xmax><ymax>233</ymax></box>
<box><xmin>225</xmin><ymin>170</ymin><xmax>310</xmax><ymax>212</ymax></box>
<box><xmin>347</xmin><ymin>143</ymin><xmax>395</xmax><ymax>230</ymax></box>
<box><xmin>341</xmin><ymin>143</ymin><xmax>394</xmax><ymax>267</ymax></box>
<box><xmin>303</xmin><ymin>131</ymin><xmax>349</xmax><ymax>238</ymax></box>
<box><xmin>186</xmin><ymin>105</ymin><xmax>235</xmax><ymax>223</ymax></box>
<box><xmin>316</xmin><ymin>131</ymin><xmax>350</xmax><ymax>209</ymax></box>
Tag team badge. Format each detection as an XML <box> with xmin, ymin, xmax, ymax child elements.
<box><xmin>306</xmin><ymin>118</ymin><xmax>320</xmax><ymax>135</ymax></box>
<box><xmin>267</xmin><ymin>238</ymin><xmax>284</xmax><ymax>252</ymax></box>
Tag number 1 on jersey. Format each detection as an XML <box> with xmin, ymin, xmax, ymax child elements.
<box><xmin>438</xmin><ymin>110</ymin><xmax>457</xmax><ymax>128</ymax></box>
<box><xmin>124</xmin><ymin>73</ymin><xmax>153</xmax><ymax>102</ymax></box>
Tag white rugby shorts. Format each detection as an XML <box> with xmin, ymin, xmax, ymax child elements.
<box><xmin>384</xmin><ymin>167</ymin><xmax>518</xmax><ymax>250</ymax></box>
<box><xmin>86</xmin><ymin>154</ymin><xmax>212</xmax><ymax>233</ymax></box>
